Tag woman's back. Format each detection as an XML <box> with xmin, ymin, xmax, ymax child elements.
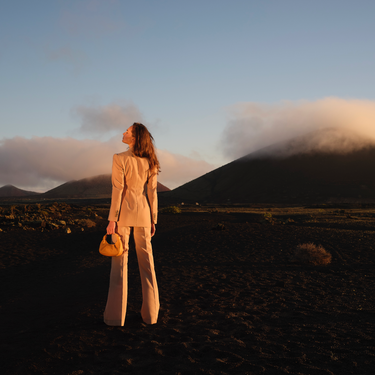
<box><xmin>108</xmin><ymin>149</ymin><xmax>158</xmax><ymax>228</ymax></box>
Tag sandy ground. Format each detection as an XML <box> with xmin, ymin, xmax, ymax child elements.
<box><xmin>1</xmin><ymin>206</ymin><xmax>374</xmax><ymax>374</ymax></box>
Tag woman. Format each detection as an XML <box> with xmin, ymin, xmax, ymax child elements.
<box><xmin>104</xmin><ymin>122</ymin><xmax>160</xmax><ymax>326</ymax></box>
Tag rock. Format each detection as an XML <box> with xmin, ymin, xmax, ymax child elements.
<box><xmin>59</xmin><ymin>220</ymin><xmax>67</xmax><ymax>226</ymax></box>
<box><xmin>77</xmin><ymin>219</ymin><xmax>96</xmax><ymax>228</ymax></box>
<box><xmin>213</xmin><ymin>223</ymin><xmax>225</xmax><ymax>230</ymax></box>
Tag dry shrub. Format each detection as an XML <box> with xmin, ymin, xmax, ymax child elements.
<box><xmin>291</xmin><ymin>243</ymin><xmax>332</xmax><ymax>265</ymax></box>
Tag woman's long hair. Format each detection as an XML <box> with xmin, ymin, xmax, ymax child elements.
<box><xmin>131</xmin><ymin>122</ymin><xmax>160</xmax><ymax>173</ymax></box>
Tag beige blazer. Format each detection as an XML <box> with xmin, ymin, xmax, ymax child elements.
<box><xmin>108</xmin><ymin>149</ymin><xmax>158</xmax><ymax>227</ymax></box>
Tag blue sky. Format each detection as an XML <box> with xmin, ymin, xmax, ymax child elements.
<box><xmin>1</xmin><ymin>0</ymin><xmax>375</xmax><ymax>191</ymax></box>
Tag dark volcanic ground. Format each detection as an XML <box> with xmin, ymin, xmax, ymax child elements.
<box><xmin>1</xmin><ymin>205</ymin><xmax>374</xmax><ymax>374</ymax></box>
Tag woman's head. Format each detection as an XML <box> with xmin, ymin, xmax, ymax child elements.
<box><xmin>122</xmin><ymin>126</ymin><xmax>135</xmax><ymax>146</ymax></box>
<box><xmin>130</xmin><ymin>122</ymin><xmax>160</xmax><ymax>173</ymax></box>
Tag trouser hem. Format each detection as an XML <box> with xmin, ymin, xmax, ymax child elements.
<box><xmin>104</xmin><ymin>319</ymin><xmax>124</xmax><ymax>326</ymax></box>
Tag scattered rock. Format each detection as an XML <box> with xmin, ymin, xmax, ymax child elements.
<box><xmin>78</xmin><ymin>219</ymin><xmax>96</xmax><ymax>228</ymax></box>
<box><xmin>48</xmin><ymin>223</ymin><xmax>59</xmax><ymax>229</ymax></box>
<box><xmin>0</xmin><ymin>203</ymin><xmax>105</xmax><ymax>232</ymax></box>
<box><xmin>213</xmin><ymin>223</ymin><xmax>225</xmax><ymax>230</ymax></box>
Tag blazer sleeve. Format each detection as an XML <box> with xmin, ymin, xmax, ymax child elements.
<box><xmin>108</xmin><ymin>154</ymin><xmax>124</xmax><ymax>222</ymax></box>
<box><xmin>147</xmin><ymin>168</ymin><xmax>158</xmax><ymax>225</ymax></box>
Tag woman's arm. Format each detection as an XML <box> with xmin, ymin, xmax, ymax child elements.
<box><xmin>108</xmin><ymin>154</ymin><xmax>124</xmax><ymax>222</ymax></box>
<box><xmin>147</xmin><ymin>169</ymin><xmax>158</xmax><ymax>226</ymax></box>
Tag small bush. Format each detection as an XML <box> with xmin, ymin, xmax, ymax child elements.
<box><xmin>213</xmin><ymin>223</ymin><xmax>225</xmax><ymax>230</ymax></box>
<box><xmin>262</xmin><ymin>212</ymin><xmax>275</xmax><ymax>224</ymax></box>
<box><xmin>264</xmin><ymin>212</ymin><xmax>272</xmax><ymax>220</ymax></box>
<box><xmin>160</xmin><ymin>206</ymin><xmax>181</xmax><ymax>214</ymax></box>
<box><xmin>290</xmin><ymin>243</ymin><xmax>332</xmax><ymax>266</ymax></box>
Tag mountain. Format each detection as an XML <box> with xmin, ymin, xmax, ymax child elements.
<box><xmin>161</xmin><ymin>128</ymin><xmax>375</xmax><ymax>204</ymax></box>
<box><xmin>156</xmin><ymin>182</ymin><xmax>170</xmax><ymax>192</ymax></box>
<box><xmin>40</xmin><ymin>174</ymin><xmax>170</xmax><ymax>199</ymax></box>
<box><xmin>0</xmin><ymin>185</ymin><xmax>39</xmax><ymax>198</ymax></box>
<box><xmin>41</xmin><ymin>175</ymin><xmax>112</xmax><ymax>198</ymax></box>
<box><xmin>0</xmin><ymin>176</ymin><xmax>170</xmax><ymax>200</ymax></box>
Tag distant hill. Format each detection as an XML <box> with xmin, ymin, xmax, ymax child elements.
<box><xmin>40</xmin><ymin>174</ymin><xmax>170</xmax><ymax>199</ymax></box>
<box><xmin>41</xmin><ymin>175</ymin><xmax>112</xmax><ymax>199</ymax></box>
<box><xmin>0</xmin><ymin>185</ymin><xmax>39</xmax><ymax>198</ymax></box>
<box><xmin>161</xmin><ymin>128</ymin><xmax>375</xmax><ymax>204</ymax></box>
<box><xmin>1</xmin><ymin>175</ymin><xmax>170</xmax><ymax>200</ymax></box>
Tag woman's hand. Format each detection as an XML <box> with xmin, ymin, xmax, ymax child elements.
<box><xmin>107</xmin><ymin>221</ymin><xmax>116</xmax><ymax>235</ymax></box>
<box><xmin>151</xmin><ymin>223</ymin><xmax>156</xmax><ymax>237</ymax></box>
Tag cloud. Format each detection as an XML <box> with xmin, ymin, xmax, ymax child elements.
<box><xmin>221</xmin><ymin>98</ymin><xmax>375</xmax><ymax>160</ymax></box>
<box><xmin>73</xmin><ymin>103</ymin><xmax>143</xmax><ymax>134</ymax></box>
<box><xmin>0</xmin><ymin>136</ymin><xmax>115</xmax><ymax>192</ymax></box>
<box><xmin>0</xmin><ymin>136</ymin><xmax>214</xmax><ymax>192</ymax></box>
<box><xmin>157</xmin><ymin>150</ymin><xmax>215</xmax><ymax>189</ymax></box>
<box><xmin>60</xmin><ymin>0</ymin><xmax>125</xmax><ymax>37</ymax></box>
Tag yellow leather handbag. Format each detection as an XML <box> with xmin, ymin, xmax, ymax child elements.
<box><xmin>99</xmin><ymin>233</ymin><xmax>123</xmax><ymax>257</ymax></box>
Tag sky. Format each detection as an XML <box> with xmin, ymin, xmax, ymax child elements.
<box><xmin>1</xmin><ymin>0</ymin><xmax>375</xmax><ymax>191</ymax></box>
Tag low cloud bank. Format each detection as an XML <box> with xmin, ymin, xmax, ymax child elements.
<box><xmin>0</xmin><ymin>137</ymin><xmax>213</xmax><ymax>192</ymax></box>
<box><xmin>0</xmin><ymin>137</ymin><xmax>114</xmax><ymax>192</ymax></box>
<box><xmin>221</xmin><ymin>98</ymin><xmax>375</xmax><ymax>160</ymax></box>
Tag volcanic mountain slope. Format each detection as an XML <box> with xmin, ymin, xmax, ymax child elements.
<box><xmin>41</xmin><ymin>174</ymin><xmax>170</xmax><ymax>198</ymax></box>
<box><xmin>40</xmin><ymin>175</ymin><xmax>112</xmax><ymax>198</ymax></box>
<box><xmin>161</xmin><ymin>128</ymin><xmax>375</xmax><ymax>204</ymax></box>
<box><xmin>0</xmin><ymin>185</ymin><xmax>39</xmax><ymax>198</ymax></box>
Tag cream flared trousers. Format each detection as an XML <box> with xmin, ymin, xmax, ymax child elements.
<box><xmin>103</xmin><ymin>226</ymin><xmax>159</xmax><ymax>326</ymax></box>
